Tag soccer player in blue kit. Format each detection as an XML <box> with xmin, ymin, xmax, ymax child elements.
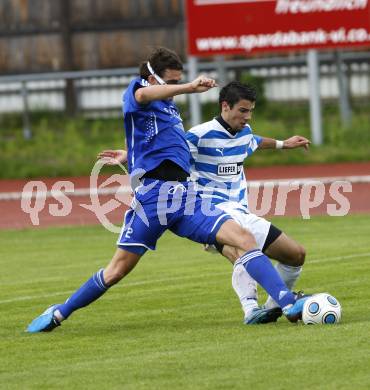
<box><xmin>27</xmin><ymin>48</ymin><xmax>308</xmax><ymax>332</ymax></box>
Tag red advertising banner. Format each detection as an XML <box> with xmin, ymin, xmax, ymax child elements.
<box><xmin>186</xmin><ymin>0</ymin><xmax>370</xmax><ymax>56</ymax></box>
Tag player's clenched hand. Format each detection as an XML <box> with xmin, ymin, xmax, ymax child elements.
<box><xmin>283</xmin><ymin>136</ymin><xmax>311</xmax><ymax>150</ymax></box>
<box><xmin>97</xmin><ymin>149</ymin><xmax>127</xmax><ymax>165</ymax></box>
<box><xmin>190</xmin><ymin>75</ymin><xmax>217</xmax><ymax>92</ymax></box>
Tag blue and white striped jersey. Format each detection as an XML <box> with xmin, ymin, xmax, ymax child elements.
<box><xmin>186</xmin><ymin>118</ymin><xmax>262</xmax><ymax>208</ymax></box>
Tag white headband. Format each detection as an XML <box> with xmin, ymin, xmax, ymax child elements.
<box><xmin>147</xmin><ymin>62</ymin><xmax>166</xmax><ymax>85</ymax></box>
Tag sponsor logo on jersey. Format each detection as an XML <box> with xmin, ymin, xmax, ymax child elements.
<box><xmin>217</xmin><ymin>163</ymin><xmax>243</xmax><ymax>175</ymax></box>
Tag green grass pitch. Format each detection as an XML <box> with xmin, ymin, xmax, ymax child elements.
<box><xmin>1</xmin><ymin>215</ymin><xmax>370</xmax><ymax>389</ymax></box>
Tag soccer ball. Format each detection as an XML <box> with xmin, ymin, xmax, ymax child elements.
<box><xmin>302</xmin><ymin>293</ymin><xmax>342</xmax><ymax>325</ymax></box>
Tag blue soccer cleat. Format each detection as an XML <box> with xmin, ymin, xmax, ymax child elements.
<box><xmin>244</xmin><ymin>307</ymin><xmax>283</xmax><ymax>325</ymax></box>
<box><xmin>283</xmin><ymin>291</ymin><xmax>311</xmax><ymax>323</ymax></box>
<box><xmin>27</xmin><ymin>304</ymin><xmax>61</xmax><ymax>333</ymax></box>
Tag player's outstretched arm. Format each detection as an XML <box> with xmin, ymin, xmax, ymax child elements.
<box><xmin>258</xmin><ymin>136</ymin><xmax>310</xmax><ymax>150</ymax></box>
<box><xmin>97</xmin><ymin>149</ymin><xmax>127</xmax><ymax>165</ymax></box>
<box><xmin>135</xmin><ymin>75</ymin><xmax>217</xmax><ymax>104</ymax></box>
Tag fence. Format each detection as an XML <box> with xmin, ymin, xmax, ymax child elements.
<box><xmin>0</xmin><ymin>50</ymin><xmax>369</xmax><ymax>121</ymax></box>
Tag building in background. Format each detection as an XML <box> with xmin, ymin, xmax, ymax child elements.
<box><xmin>0</xmin><ymin>0</ymin><xmax>369</xmax><ymax>133</ymax></box>
<box><xmin>0</xmin><ymin>0</ymin><xmax>185</xmax><ymax>73</ymax></box>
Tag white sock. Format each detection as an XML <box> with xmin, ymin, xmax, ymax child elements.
<box><xmin>264</xmin><ymin>263</ymin><xmax>302</xmax><ymax>310</ymax></box>
<box><xmin>54</xmin><ymin>309</ymin><xmax>65</xmax><ymax>322</ymax></box>
<box><xmin>232</xmin><ymin>262</ymin><xmax>259</xmax><ymax>318</ymax></box>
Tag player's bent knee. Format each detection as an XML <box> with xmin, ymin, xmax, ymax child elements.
<box><xmin>216</xmin><ymin>220</ymin><xmax>257</xmax><ymax>254</ymax></box>
<box><xmin>222</xmin><ymin>245</ymin><xmax>239</xmax><ymax>263</ymax></box>
<box><xmin>233</xmin><ymin>229</ymin><xmax>258</xmax><ymax>255</ymax></box>
<box><xmin>295</xmin><ymin>245</ymin><xmax>306</xmax><ymax>266</ymax></box>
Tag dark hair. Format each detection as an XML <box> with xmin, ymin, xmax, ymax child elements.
<box><xmin>219</xmin><ymin>81</ymin><xmax>257</xmax><ymax>109</ymax></box>
<box><xmin>139</xmin><ymin>47</ymin><xmax>183</xmax><ymax>80</ymax></box>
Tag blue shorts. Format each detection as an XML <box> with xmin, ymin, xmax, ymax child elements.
<box><xmin>117</xmin><ymin>179</ymin><xmax>231</xmax><ymax>255</ymax></box>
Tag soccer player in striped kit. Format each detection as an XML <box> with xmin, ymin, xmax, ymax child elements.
<box><xmin>186</xmin><ymin>81</ymin><xmax>310</xmax><ymax>321</ymax></box>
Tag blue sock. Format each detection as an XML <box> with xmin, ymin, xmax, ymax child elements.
<box><xmin>239</xmin><ymin>250</ymin><xmax>296</xmax><ymax>308</ymax></box>
<box><xmin>58</xmin><ymin>269</ymin><xmax>109</xmax><ymax>319</ymax></box>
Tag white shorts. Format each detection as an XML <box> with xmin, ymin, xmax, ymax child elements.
<box><xmin>216</xmin><ymin>202</ymin><xmax>271</xmax><ymax>250</ymax></box>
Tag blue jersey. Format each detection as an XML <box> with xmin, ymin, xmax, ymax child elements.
<box><xmin>186</xmin><ymin>118</ymin><xmax>262</xmax><ymax>208</ymax></box>
<box><xmin>122</xmin><ymin>77</ymin><xmax>190</xmax><ymax>174</ymax></box>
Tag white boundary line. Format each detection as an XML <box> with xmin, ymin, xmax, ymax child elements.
<box><xmin>1</xmin><ymin>175</ymin><xmax>369</xmax><ymax>201</ymax></box>
<box><xmin>1</xmin><ymin>251</ymin><xmax>369</xmax><ymax>305</ymax></box>
<box><xmin>248</xmin><ymin>175</ymin><xmax>370</xmax><ymax>188</ymax></box>
<box><xmin>0</xmin><ymin>185</ymin><xmax>131</xmax><ymax>201</ymax></box>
